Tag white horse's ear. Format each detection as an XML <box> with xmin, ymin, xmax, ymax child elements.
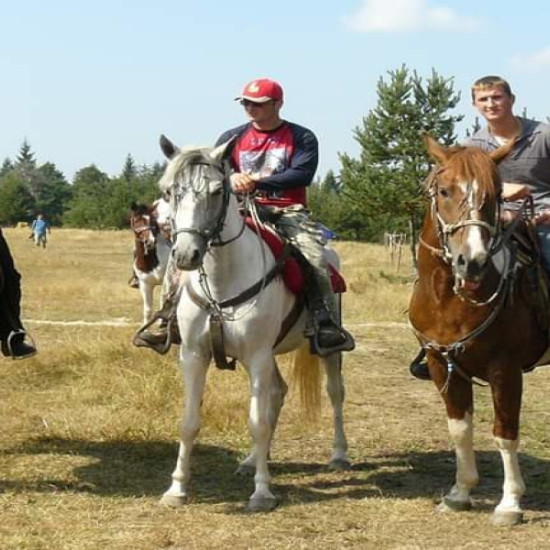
<box><xmin>210</xmin><ymin>136</ymin><xmax>237</xmax><ymax>163</ymax></box>
<box><xmin>159</xmin><ymin>134</ymin><xmax>179</xmax><ymax>159</ymax></box>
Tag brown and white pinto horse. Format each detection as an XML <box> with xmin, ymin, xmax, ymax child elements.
<box><xmin>409</xmin><ymin>135</ymin><xmax>549</xmax><ymax>526</ymax></box>
<box><xmin>130</xmin><ymin>200</ymin><xmax>171</xmax><ymax>324</ymax></box>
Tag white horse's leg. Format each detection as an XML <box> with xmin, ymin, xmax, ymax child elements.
<box><xmin>140</xmin><ymin>281</ymin><xmax>154</xmax><ymax>323</ymax></box>
<box><xmin>237</xmin><ymin>360</ymin><xmax>287</xmax><ymax>476</ymax></box>
<box><xmin>160</xmin><ymin>352</ymin><xmax>209</xmax><ymax>507</ymax></box>
<box><xmin>322</xmin><ymin>352</ymin><xmax>350</xmax><ymax>470</ymax></box>
<box><xmin>491</xmin><ymin>437</ymin><xmax>525</xmax><ymax>526</ymax></box>
<box><xmin>245</xmin><ymin>355</ymin><xmax>279</xmax><ymax>512</ymax></box>
<box><xmin>438</xmin><ymin>412</ymin><xmax>479</xmax><ymax>512</ymax></box>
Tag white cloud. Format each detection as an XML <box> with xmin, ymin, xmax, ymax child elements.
<box><xmin>510</xmin><ymin>47</ymin><xmax>550</xmax><ymax>71</ymax></box>
<box><xmin>343</xmin><ymin>0</ymin><xmax>481</xmax><ymax>33</ymax></box>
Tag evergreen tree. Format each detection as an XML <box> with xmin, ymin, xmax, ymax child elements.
<box><xmin>122</xmin><ymin>153</ymin><xmax>137</xmax><ymax>182</ymax></box>
<box><xmin>0</xmin><ymin>171</ymin><xmax>35</xmax><ymax>225</ymax></box>
<box><xmin>0</xmin><ymin>158</ymin><xmax>14</xmax><ymax>178</ymax></box>
<box><xmin>339</xmin><ymin>65</ymin><xmax>463</xmax><ymax>263</ymax></box>
<box><xmin>35</xmin><ymin>162</ymin><xmax>72</xmax><ymax>225</ymax></box>
<box><xmin>16</xmin><ymin>139</ymin><xmax>36</xmax><ymax>166</ymax></box>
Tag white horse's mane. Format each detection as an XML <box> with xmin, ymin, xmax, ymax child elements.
<box><xmin>158</xmin><ymin>145</ymin><xmax>213</xmax><ymax>192</ymax></box>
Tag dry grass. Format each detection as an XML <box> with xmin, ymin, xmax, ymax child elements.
<box><xmin>1</xmin><ymin>229</ymin><xmax>550</xmax><ymax>549</ymax></box>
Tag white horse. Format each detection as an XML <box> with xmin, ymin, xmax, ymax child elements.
<box><xmin>156</xmin><ymin>135</ymin><xmax>351</xmax><ymax>512</ymax></box>
<box><xmin>130</xmin><ymin>200</ymin><xmax>172</xmax><ymax>324</ymax></box>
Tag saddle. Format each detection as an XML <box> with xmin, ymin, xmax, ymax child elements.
<box><xmin>243</xmin><ymin>217</ymin><xmax>346</xmax><ymax>295</ymax></box>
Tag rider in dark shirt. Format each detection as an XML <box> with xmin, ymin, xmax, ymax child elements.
<box><xmin>0</xmin><ymin>229</ymin><xmax>37</xmax><ymax>359</ymax></box>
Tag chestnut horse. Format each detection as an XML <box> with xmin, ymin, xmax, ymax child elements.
<box><xmin>130</xmin><ymin>201</ymin><xmax>171</xmax><ymax>324</ymax></box>
<box><xmin>409</xmin><ymin>135</ymin><xmax>549</xmax><ymax>526</ymax></box>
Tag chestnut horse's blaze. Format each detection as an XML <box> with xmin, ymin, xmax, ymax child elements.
<box><xmin>409</xmin><ymin>135</ymin><xmax>549</xmax><ymax>526</ymax></box>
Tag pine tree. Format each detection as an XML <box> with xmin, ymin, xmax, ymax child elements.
<box><xmin>16</xmin><ymin>139</ymin><xmax>36</xmax><ymax>166</ymax></box>
<box><xmin>122</xmin><ymin>153</ymin><xmax>137</xmax><ymax>182</ymax></box>
<box><xmin>339</xmin><ymin>65</ymin><xmax>463</xmax><ymax>264</ymax></box>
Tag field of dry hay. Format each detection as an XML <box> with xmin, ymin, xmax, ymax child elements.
<box><xmin>1</xmin><ymin>228</ymin><xmax>550</xmax><ymax>549</ymax></box>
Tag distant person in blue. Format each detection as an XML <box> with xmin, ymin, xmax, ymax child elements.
<box><xmin>31</xmin><ymin>213</ymin><xmax>50</xmax><ymax>248</ymax></box>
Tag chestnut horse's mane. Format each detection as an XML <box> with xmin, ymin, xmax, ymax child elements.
<box><xmin>425</xmin><ymin>145</ymin><xmax>502</xmax><ymax>203</ymax></box>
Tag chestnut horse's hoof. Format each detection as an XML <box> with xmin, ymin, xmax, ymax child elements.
<box><xmin>437</xmin><ymin>497</ymin><xmax>472</xmax><ymax>512</ymax></box>
<box><xmin>159</xmin><ymin>494</ymin><xmax>188</xmax><ymax>507</ymax></box>
<box><xmin>246</xmin><ymin>496</ymin><xmax>278</xmax><ymax>513</ymax></box>
<box><xmin>491</xmin><ymin>510</ymin><xmax>523</xmax><ymax>527</ymax></box>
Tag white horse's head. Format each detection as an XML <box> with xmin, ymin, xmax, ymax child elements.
<box><xmin>158</xmin><ymin>135</ymin><xmax>234</xmax><ymax>270</ymax></box>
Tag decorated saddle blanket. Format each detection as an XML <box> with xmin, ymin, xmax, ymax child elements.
<box><xmin>244</xmin><ymin>218</ymin><xmax>346</xmax><ymax>295</ymax></box>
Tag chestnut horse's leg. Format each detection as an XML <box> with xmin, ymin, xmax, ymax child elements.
<box><xmin>432</xmin><ymin>358</ymin><xmax>479</xmax><ymax>512</ymax></box>
<box><xmin>490</xmin><ymin>368</ymin><xmax>525</xmax><ymax>526</ymax></box>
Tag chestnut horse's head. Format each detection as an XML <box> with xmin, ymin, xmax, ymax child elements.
<box><xmin>130</xmin><ymin>201</ymin><xmax>158</xmax><ymax>253</ymax></box>
<box><xmin>423</xmin><ymin>134</ymin><xmax>513</xmax><ymax>291</ymax></box>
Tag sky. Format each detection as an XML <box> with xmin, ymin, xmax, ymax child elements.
<box><xmin>1</xmin><ymin>0</ymin><xmax>549</xmax><ymax>182</ymax></box>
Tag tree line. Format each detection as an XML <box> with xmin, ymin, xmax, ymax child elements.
<box><xmin>2</xmin><ymin>65</ymin><xmax>538</xmax><ymax>239</ymax></box>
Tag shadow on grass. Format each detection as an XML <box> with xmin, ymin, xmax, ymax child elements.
<box><xmin>2</xmin><ymin>438</ymin><xmax>550</xmax><ymax>513</ymax></box>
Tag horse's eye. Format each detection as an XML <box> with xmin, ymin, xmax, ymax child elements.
<box><xmin>439</xmin><ymin>188</ymin><xmax>450</xmax><ymax>198</ymax></box>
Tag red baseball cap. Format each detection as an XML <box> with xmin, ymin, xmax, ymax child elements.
<box><xmin>235</xmin><ymin>78</ymin><xmax>284</xmax><ymax>103</ymax></box>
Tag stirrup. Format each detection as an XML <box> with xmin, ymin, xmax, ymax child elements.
<box><xmin>308</xmin><ymin>325</ymin><xmax>355</xmax><ymax>357</ymax></box>
<box><xmin>132</xmin><ymin>312</ymin><xmax>174</xmax><ymax>355</ymax></box>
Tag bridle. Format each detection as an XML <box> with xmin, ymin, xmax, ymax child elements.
<box><xmin>420</xmin><ymin>167</ymin><xmax>502</xmax><ymax>266</ymax></box>
<box><xmin>131</xmin><ymin>213</ymin><xmax>158</xmax><ymax>253</ymax></box>
<box><xmin>170</xmin><ymin>161</ymin><xmax>246</xmax><ymax>249</ymax></box>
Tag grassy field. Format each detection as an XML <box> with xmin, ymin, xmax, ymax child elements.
<box><xmin>1</xmin><ymin>228</ymin><xmax>550</xmax><ymax>549</ymax></box>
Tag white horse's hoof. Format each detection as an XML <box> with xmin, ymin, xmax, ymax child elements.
<box><xmin>437</xmin><ymin>497</ymin><xmax>472</xmax><ymax>513</ymax></box>
<box><xmin>235</xmin><ymin>463</ymin><xmax>255</xmax><ymax>476</ymax></box>
<box><xmin>159</xmin><ymin>494</ymin><xmax>188</xmax><ymax>507</ymax></box>
<box><xmin>328</xmin><ymin>458</ymin><xmax>352</xmax><ymax>471</ymax></box>
<box><xmin>246</xmin><ymin>496</ymin><xmax>278</xmax><ymax>513</ymax></box>
<box><xmin>491</xmin><ymin>511</ymin><xmax>523</xmax><ymax>527</ymax></box>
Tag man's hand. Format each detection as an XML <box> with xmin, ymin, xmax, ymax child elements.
<box><xmin>502</xmin><ymin>182</ymin><xmax>530</xmax><ymax>201</ymax></box>
<box><xmin>230</xmin><ymin>172</ymin><xmax>257</xmax><ymax>193</ymax></box>
<box><xmin>535</xmin><ymin>210</ymin><xmax>550</xmax><ymax>225</ymax></box>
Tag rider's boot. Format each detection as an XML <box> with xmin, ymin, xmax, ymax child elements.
<box><xmin>409</xmin><ymin>348</ymin><xmax>431</xmax><ymax>380</ymax></box>
<box><xmin>306</xmin><ymin>297</ymin><xmax>355</xmax><ymax>357</ymax></box>
<box><xmin>1</xmin><ymin>330</ymin><xmax>37</xmax><ymax>360</ymax></box>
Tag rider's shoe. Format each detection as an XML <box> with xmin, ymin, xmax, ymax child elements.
<box><xmin>309</xmin><ymin>319</ymin><xmax>355</xmax><ymax>357</ymax></box>
<box><xmin>409</xmin><ymin>357</ymin><xmax>431</xmax><ymax>380</ymax></box>
<box><xmin>1</xmin><ymin>333</ymin><xmax>37</xmax><ymax>360</ymax></box>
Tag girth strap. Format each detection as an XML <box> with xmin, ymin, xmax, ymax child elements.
<box><xmin>187</xmin><ymin>245</ymin><xmax>294</xmax><ymax>370</ymax></box>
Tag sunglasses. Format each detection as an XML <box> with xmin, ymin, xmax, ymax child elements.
<box><xmin>240</xmin><ymin>99</ymin><xmax>274</xmax><ymax>108</ymax></box>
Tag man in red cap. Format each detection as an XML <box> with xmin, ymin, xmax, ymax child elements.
<box><xmin>215</xmin><ymin>78</ymin><xmax>355</xmax><ymax>356</ymax></box>
<box><xmin>136</xmin><ymin>77</ymin><xmax>354</xmax><ymax>356</ymax></box>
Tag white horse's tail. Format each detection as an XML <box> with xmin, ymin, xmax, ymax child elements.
<box><xmin>289</xmin><ymin>343</ymin><xmax>322</xmax><ymax>421</ymax></box>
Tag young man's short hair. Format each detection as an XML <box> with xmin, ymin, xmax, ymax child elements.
<box><xmin>471</xmin><ymin>75</ymin><xmax>513</xmax><ymax>102</ymax></box>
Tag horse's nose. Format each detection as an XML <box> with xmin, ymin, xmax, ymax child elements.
<box><xmin>457</xmin><ymin>252</ymin><xmax>486</xmax><ymax>279</ymax></box>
